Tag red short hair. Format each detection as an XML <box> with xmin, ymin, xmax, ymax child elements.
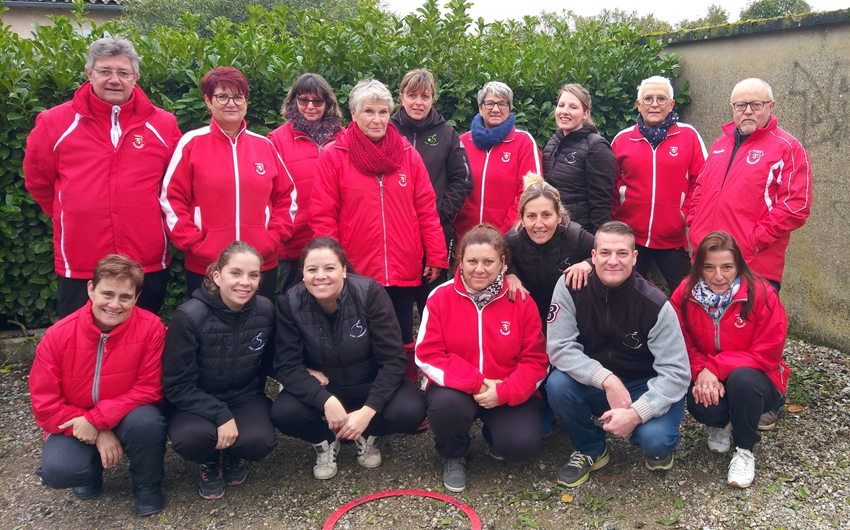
<box><xmin>200</xmin><ymin>66</ymin><xmax>250</xmax><ymax>100</ymax></box>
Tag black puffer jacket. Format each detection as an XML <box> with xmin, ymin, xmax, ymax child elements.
<box><xmin>274</xmin><ymin>274</ymin><xmax>407</xmax><ymax>413</ymax></box>
<box><xmin>506</xmin><ymin>222</ymin><xmax>594</xmax><ymax>334</ymax></box>
<box><xmin>542</xmin><ymin>124</ymin><xmax>615</xmax><ymax>233</ymax></box>
<box><xmin>391</xmin><ymin>108</ymin><xmax>472</xmax><ymax>258</ymax></box>
<box><xmin>162</xmin><ymin>288</ymin><xmax>274</xmax><ymax>427</ymax></box>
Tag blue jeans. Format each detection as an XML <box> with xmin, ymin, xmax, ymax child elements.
<box><xmin>546</xmin><ymin>370</ymin><xmax>684</xmax><ymax>458</ymax></box>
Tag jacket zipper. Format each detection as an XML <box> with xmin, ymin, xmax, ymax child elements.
<box><xmin>456</xmin><ymin>287</ymin><xmax>508</xmax><ymax>374</ymax></box>
<box><xmin>229</xmin><ymin>312</ymin><xmax>242</xmax><ymax>382</ymax></box>
<box><xmin>110</xmin><ymin>106</ymin><xmax>121</xmax><ymax>148</ymax></box>
<box><xmin>92</xmin><ymin>334</ymin><xmax>108</xmax><ymax>404</ymax></box>
<box><xmin>377</xmin><ymin>174</ymin><xmax>389</xmax><ymax>285</ymax></box>
<box><xmin>686</xmin><ymin>296</ymin><xmax>745</xmax><ymax>351</ymax></box>
<box><xmin>231</xmin><ymin>138</ymin><xmax>241</xmax><ymax>240</ymax></box>
<box><xmin>479</xmin><ymin>150</ymin><xmax>492</xmax><ymax>223</ymax></box>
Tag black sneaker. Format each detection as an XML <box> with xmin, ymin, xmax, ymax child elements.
<box><xmin>557</xmin><ymin>447</ymin><xmax>609</xmax><ymax>487</ymax></box>
<box><xmin>73</xmin><ymin>475</ymin><xmax>103</xmax><ymax>500</ymax></box>
<box><xmin>645</xmin><ymin>452</ymin><xmax>675</xmax><ymax>471</ymax></box>
<box><xmin>223</xmin><ymin>450</ymin><xmax>248</xmax><ymax>486</ymax></box>
<box><xmin>198</xmin><ymin>460</ymin><xmax>225</xmax><ymax>499</ymax></box>
<box><xmin>133</xmin><ymin>483</ymin><xmax>164</xmax><ymax>516</ymax></box>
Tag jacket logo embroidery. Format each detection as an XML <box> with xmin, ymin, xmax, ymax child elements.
<box><xmin>398</xmin><ymin>174</ymin><xmax>408</xmax><ymax>187</ymax></box>
<box><xmin>557</xmin><ymin>258</ymin><xmax>572</xmax><ymax>273</ymax></box>
<box><xmin>499</xmin><ymin>321</ymin><xmax>511</xmax><ymax>336</ymax></box>
<box><xmin>734</xmin><ymin>314</ymin><xmax>746</xmax><ymax>328</ymax></box>
<box><xmin>547</xmin><ymin>304</ymin><xmax>560</xmax><ymax>324</ymax></box>
<box><xmin>622</xmin><ymin>331</ymin><xmax>643</xmax><ymax>350</ymax></box>
<box><xmin>565</xmin><ymin>151</ymin><xmax>577</xmax><ymax>164</ymax></box>
<box><xmin>425</xmin><ymin>134</ymin><xmax>438</xmax><ymax>147</ymax></box>
<box><xmin>255</xmin><ymin>162</ymin><xmax>266</xmax><ymax>175</ymax></box>
<box><xmin>248</xmin><ymin>332</ymin><xmax>265</xmax><ymax>351</ymax></box>
<box><xmin>669</xmin><ymin>146</ymin><xmax>679</xmax><ymax>157</ymax></box>
<box><xmin>349</xmin><ymin>319</ymin><xmax>367</xmax><ymax>338</ymax></box>
<box><xmin>746</xmin><ymin>150</ymin><xmax>765</xmax><ymax>165</ymax></box>
<box><xmin>132</xmin><ymin>135</ymin><xmax>145</xmax><ymax>149</ymax></box>
<box><xmin>501</xmin><ymin>152</ymin><xmax>511</xmax><ymax>162</ymax></box>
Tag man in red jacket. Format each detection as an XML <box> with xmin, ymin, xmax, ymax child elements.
<box><xmin>24</xmin><ymin>37</ymin><xmax>181</xmax><ymax>318</ymax></box>
<box><xmin>30</xmin><ymin>255</ymin><xmax>167</xmax><ymax>517</ymax></box>
<box><xmin>687</xmin><ymin>78</ymin><xmax>812</xmax><ymax>293</ymax></box>
<box><xmin>611</xmin><ymin>76</ymin><xmax>706</xmax><ymax>289</ymax></box>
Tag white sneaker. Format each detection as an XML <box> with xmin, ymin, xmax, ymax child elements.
<box><xmin>312</xmin><ymin>438</ymin><xmax>340</xmax><ymax>480</ymax></box>
<box><xmin>708</xmin><ymin>423</ymin><xmax>732</xmax><ymax>454</ymax></box>
<box><xmin>355</xmin><ymin>435</ymin><xmax>382</xmax><ymax>468</ymax></box>
<box><xmin>727</xmin><ymin>447</ymin><xmax>755</xmax><ymax>488</ymax></box>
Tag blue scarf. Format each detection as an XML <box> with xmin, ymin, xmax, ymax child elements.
<box><xmin>637</xmin><ymin>110</ymin><xmax>679</xmax><ymax>150</ymax></box>
<box><xmin>691</xmin><ymin>276</ymin><xmax>741</xmax><ymax>322</ymax></box>
<box><xmin>470</xmin><ymin>113</ymin><xmax>516</xmax><ymax>151</ymax></box>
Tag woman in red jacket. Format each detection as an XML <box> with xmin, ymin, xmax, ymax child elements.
<box><xmin>311</xmin><ymin>78</ymin><xmax>447</xmax><ymax>371</ymax></box>
<box><xmin>671</xmin><ymin>230</ymin><xmax>789</xmax><ymax>490</ymax></box>
<box><xmin>268</xmin><ymin>73</ymin><xmax>343</xmax><ymax>294</ymax></box>
<box><xmin>415</xmin><ymin>224</ymin><xmax>549</xmax><ymax>493</ymax></box>
<box><xmin>160</xmin><ymin>66</ymin><xmax>296</xmax><ymax>301</ymax></box>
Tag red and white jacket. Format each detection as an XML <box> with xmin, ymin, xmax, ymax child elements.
<box><xmin>415</xmin><ymin>272</ymin><xmax>549</xmax><ymax>406</ymax></box>
<box><xmin>611</xmin><ymin>122</ymin><xmax>706</xmax><ymax>249</ymax></box>
<box><xmin>268</xmin><ymin>122</ymin><xmax>341</xmax><ymax>260</ymax></box>
<box><xmin>160</xmin><ymin>118</ymin><xmax>297</xmax><ymax>274</ymax></box>
<box><xmin>687</xmin><ymin>117</ymin><xmax>812</xmax><ymax>282</ymax></box>
<box><xmin>310</xmin><ymin>124</ymin><xmax>447</xmax><ymax>287</ymax></box>
<box><xmin>455</xmin><ymin>128</ymin><xmax>541</xmax><ymax>238</ymax></box>
<box><xmin>24</xmin><ymin>82</ymin><xmax>181</xmax><ymax>278</ymax></box>
<box><xmin>29</xmin><ymin>301</ymin><xmax>166</xmax><ymax>437</ymax></box>
<box><xmin>671</xmin><ymin>277</ymin><xmax>790</xmax><ymax>394</ymax></box>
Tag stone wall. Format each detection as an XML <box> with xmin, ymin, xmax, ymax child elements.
<box><xmin>658</xmin><ymin>10</ymin><xmax>850</xmax><ymax>351</ymax></box>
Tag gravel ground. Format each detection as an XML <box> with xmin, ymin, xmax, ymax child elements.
<box><xmin>1</xmin><ymin>338</ymin><xmax>848</xmax><ymax>530</ymax></box>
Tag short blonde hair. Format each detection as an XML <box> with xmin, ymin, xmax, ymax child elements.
<box><xmin>349</xmin><ymin>79</ymin><xmax>393</xmax><ymax>115</ymax></box>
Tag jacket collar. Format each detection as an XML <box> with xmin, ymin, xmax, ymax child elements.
<box><xmin>588</xmin><ymin>269</ymin><xmax>638</xmax><ymax>302</ymax></box>
<box><xmin>210</xmin><ymin>116</ymin><xmax>247</xmax><ymax>142</ymax></box>
<box><xmin>721</xmin><ymin>115</ymin><xmax>777</xmax><ymax>141</ymax></box>
<box><xmin>628</xmin><ymin>121</ymin><xmax>680</xmax><ymax>141</ymax></box>
<box><xmin>78</xmin><ymin>299</ymin><xmax>134</xmax><ymax>341</ymax></box>
<box><xmin>72</xmin><ymin>81</ymin><xmax>154</xmax><ymax>125</ymax></box>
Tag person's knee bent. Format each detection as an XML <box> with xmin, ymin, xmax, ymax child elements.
<box><xmin>40</xmin><ymin>437</ymin><xmax>97</xmax><ymax>489</ymax></box>
<box><xmin>631</xmin><ymin>415</ymin><xmax>681</xmax><ymax>458</ymax></box>
<box><xmin>545</xmin><ymin>370</ymin><xmax>586</xmax><ymax>407</ymax></box>
<box><xmin>118</xmin><ymin>405</ymin><xmax>166</xmax><ymax>446</ymax></box>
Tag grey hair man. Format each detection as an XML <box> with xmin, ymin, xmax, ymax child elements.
<box><xmin>24</xmin><ymin>37</ymin><xmax>182</xmax><ymax>318</ymax></box>
<box><xmin>611</xmin><ymin>75</ymin><xmax>707</xmax><ymax>289</ymax></box>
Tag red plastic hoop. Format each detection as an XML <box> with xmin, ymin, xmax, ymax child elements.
<box><xmin>322</xmin><ymin>489</ymin><xmax>482</xmax><ymax>530</ymax></box>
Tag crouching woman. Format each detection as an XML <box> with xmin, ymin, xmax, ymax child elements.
<box><xmin>271</xmin><ymin>237</ymin><xmax>426</xmax><ymax>480</ymax></box>
<box><xmin>163</xmin><ymin>241</ymin><xmax>277</xmax><ymax>500</ymax></box>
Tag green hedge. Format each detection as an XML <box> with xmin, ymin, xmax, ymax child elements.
<box><xmin>0</xmin><ymin>0</ymin><xmax>682</xmax><ymax>328</ymax></box>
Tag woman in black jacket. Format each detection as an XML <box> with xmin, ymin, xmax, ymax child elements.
<box><xmin>271</xmin><ymin>237</ymin><xmax>426</xmax><ymax>480</ymax></box>
<box><xmin>542</xmin><ymin>83</ymin><xmax>615</xmax><ymax>234</ymax></box>
<box><xmin>390</xmin><ymin>69</ymin><xmax>472</xmax><ymax>381</ymax></box>
<box><xmin>163</xmin><ymin>241</ymin><xmax>277</xmax><ymax>500</ymax></box>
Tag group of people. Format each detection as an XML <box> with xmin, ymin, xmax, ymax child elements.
<box><xmin>23</xmin><ymin>35</ymin><xmax>812</xmax><ymax>516</ymax></box>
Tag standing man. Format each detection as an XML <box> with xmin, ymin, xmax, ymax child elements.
<box><xmin>546</xmin><ymin>221</ymin><xmax>690</xmax><ymax>487</ymax></box>
<box><xmin>687</xmin><ymin>78</ymin><xmax>812</xmax><ymax>293</ymax></box>
<box><xmin>30</xmin><ymin>255</ymin><xmax>167</xmax><ymax>517</ymax></box>
<box><xmin>25</xmin><ymin>37</ymin><xmax>182</xmax><ymax>318</ymax></box>
<box><xmin>611</xmin><ymin>76</ymin><xmax>707</xmax><ymax>289</ymax></box>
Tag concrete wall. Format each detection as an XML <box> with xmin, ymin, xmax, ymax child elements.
<box><xmin>659</xmin><ymin>11</ymin><xmax>850</xmax><ymax>351</ymax></box>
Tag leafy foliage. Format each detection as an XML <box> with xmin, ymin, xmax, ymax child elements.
<box><xmin>740</xmin><ymin>0</ymin><xmax>813</xmax><ymax>21</ymax></box>
<box><xmin>0</xmin><ymin>0</ymin><xmax>681</xmax><ymax>327</ymax></box>
<box><xmin>677</xmin><ymin>5</ymin><xmax>730</xmax><ymax>30</ymax></box>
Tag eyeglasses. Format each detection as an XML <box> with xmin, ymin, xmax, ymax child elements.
<box><xmin>641</xmin><ymin>95</ymin><xmax>669</xmax><ymax>105</ymax></box>
<box><xmin>92</xmin><ymin>68</ymin><xmax>135</xmax><ymax>80</ymax></box>
<box><xmin>296</xmin><ymin>97</ymin><xmax>326</xmax><ymax>107</ymax></box>
<box><xmin>212</xmin><ymin>94</ymin><xmax>247</xmax><ymax>106</ymax></box>
<box><xmin>481</xmin><ymin>100</ymin><xmax>509</xmax><ymax>110</ymax></box>
<box><xmin>731</xmin><ymin>100</ymin><xmax>770</xmax><ymax>112</ymax></box>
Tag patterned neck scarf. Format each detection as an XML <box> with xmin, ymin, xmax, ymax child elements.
<box><xmin>461</xmin><ymin>267</ymin><xmax>506</xmax><ymax>310</ymax></box>
<box><xmin>469</xmin><ymin>113</ymin><xmax>516</xmax><ymax>151</ymax></box>
<box><xmin>286</xmin><ymin>101</ymin><xmax>341</xmax><ymax>146</ymax></box>
<box><xmin>637</xmin><ymin>110</ymin><xmax>679</xmax><ymax>149</ymax></box>
<box><xmin>345</xmin><ymin>121</ymin><xmax>404</xmax><ymax>175</ymax></box>
<box><xmin>691</xmin><ymin>276</ymin><xmax>741</xmax><ymax>321</ymax></box>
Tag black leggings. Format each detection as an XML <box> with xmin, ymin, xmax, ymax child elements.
<box><xmin>687</xmin><ymin>367</ymin><xmax>782</xmax><ymax>450</ymax></box>
<box><xmin>384</xmin><ymin>286</ymin><xmax>416</xmax><ymax>344</ymax></box>
<box><xmin>270</xmin><ymin>379</ymin><xmax>426</xmax><ymax>445</ymax></box>
<box><xmin>426</xmin><ymin>385</ymin><xmax>544</xmax><ymax>461</ymax></box>
<box><xmin>167</xmin><ymin>394</ymin><xmax>277</xmax><ymax>464</ymax></box>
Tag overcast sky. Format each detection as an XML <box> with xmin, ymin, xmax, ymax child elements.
<box><xmin>381</xmin><ymin>0</ymin><xmax>850</xmax><ymax>25</ymax></box>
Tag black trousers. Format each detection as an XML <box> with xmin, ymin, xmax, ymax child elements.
<box><xmin>687</xmin><ymin>367</ymin><xmax>783</xmax><ymax>450</ymax></box>
<box><xmin>278</xmin><ymin>258</ymin><xmax>303</xmax><ymax>295</ymax></box>
<box><xmin>384</xmin><ymin>286</ymin><xmax>416</xmax><ymax>344</ymax></box>
<box><xmin>57</xmin><ymin>268</ymin><xmax>169</xmax><ymax>319</ymax></box>
<box><xmin>167</xmin><ymin>394</ymin><xmax>277</xmax><ymax>464</ymax></box>
<box><xmin>38</xmin><ymin>405</ymin><xmax>166</xmax><ymax>488</ymax></box>
<box><xmin>270</xmin><ymin>379</ymin><xmax>426</xmax><ymax>445</ymax></box>
<box><xmin>426</xmin><ymin>385</ymin><xmax>544</xmax><ymax>461</ymax></box>
<box><xmin>634</xmin><ymin>244</ymin><xmax>691</xmax><ymax>290</ymax></box>
<box><xmin>186</xmin><ymin>268</ymin><xmax>278</xmax><ymax>302</ymax></box>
